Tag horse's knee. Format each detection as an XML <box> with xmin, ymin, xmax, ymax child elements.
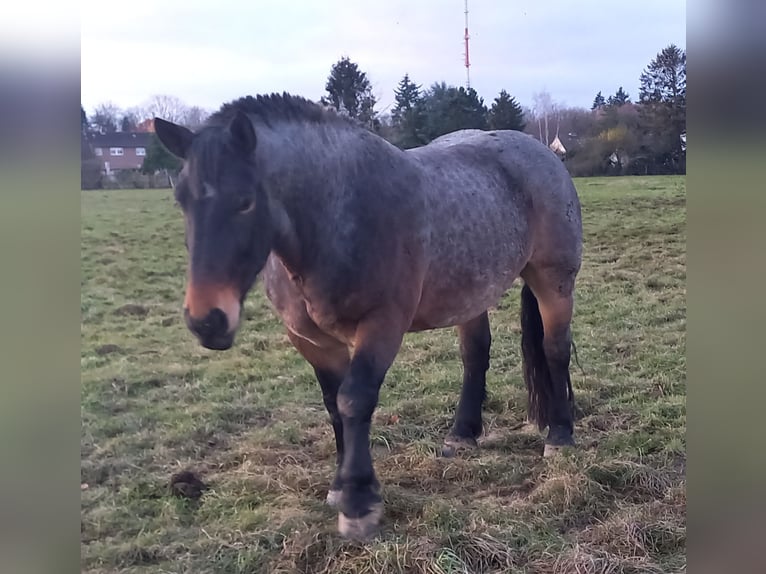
<box><xmin>336</xmin><ymin>351</ymin><xmax>385</xmax><ymax>420</ymax></box>
<box><xmin>337</xmin><ymin>385</ymin><xmax>378</xmax><ymax>421</ymax></box>
<box><xmin>543</xmin><ymin>330</ymin><xmax>571</xmax><ymax>362</ymax></box>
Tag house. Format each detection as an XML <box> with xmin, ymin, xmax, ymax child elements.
<box><xmin>88</xmin><ymin>132</ymin><xmax>154</xmax><ymax>176</ymax></box>
<box><xmin>135</xmin><ymin>118</ymin><xmax>155</xmax><ymax>133</ymax></box>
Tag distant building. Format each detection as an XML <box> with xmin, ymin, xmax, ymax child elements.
<box><xmin>549</xmin><ymin>135</ymin><xmax>567</xmax><ymax>158</ymax></box>
<box><xmin>88</xmin><ymin>132</ymin><xmax>153</xmax><ymax>176</ymax></box>
<box><xmin>135</xmin><ymin>118</ymin><xmax>155</xmax><ymax>133</ymax></box>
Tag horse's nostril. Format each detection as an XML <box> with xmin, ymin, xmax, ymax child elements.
<box><xmin>208</xmin><ymin>308</ymin><xmax>228</xmax><ymax>333</ymax></box>
<box><xmin>187</xmin><ymin>308</ymin><xmax>229</xmax><ymax>338</ymax></box>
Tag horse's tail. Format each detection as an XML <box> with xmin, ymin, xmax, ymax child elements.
<box><xmin>520</xmin><ymin>283</ymin><xmax>552</xmax><ymax>430</ymax></box>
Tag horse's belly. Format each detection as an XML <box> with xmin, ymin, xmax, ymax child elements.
<box><xmin>410</xmin><ymin>264</ymin><xmax>522</xmax><ymax>330</ymax></box>
<box><xmin>411</xmin><ymin>205</ymin><xmax>531</xmax><ymax>330</ymax></box>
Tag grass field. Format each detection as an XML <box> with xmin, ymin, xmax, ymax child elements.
<box><xmin>81</xmin><ymin>175</ymin><xmax>686</xmax><ymax>573</ymax></box>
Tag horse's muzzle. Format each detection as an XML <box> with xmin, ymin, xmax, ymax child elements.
<box><xmin>184</xmin><ymin>307</ymin><xmax>235</xmax><ymax>350</ymax></box>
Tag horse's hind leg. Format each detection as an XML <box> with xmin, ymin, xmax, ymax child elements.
<box><xmin>285</xmin><ymin>329</ymin><xmax>350</xmax><ymax>504</ymax></box>
<box><xmin>442</xmin><ymin>311</ymin><xmax>491</xmax><ymax>457</ymax></box>
<box><xmin>520</xmin><ymin>264</ymin><xmax>576</xmax><ymax>457</ymax></box>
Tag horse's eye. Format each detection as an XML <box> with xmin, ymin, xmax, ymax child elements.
<box><xmin>238</xmin><ymin>198</ymin><xmax>255</xmax><ymax>214</ymax></box>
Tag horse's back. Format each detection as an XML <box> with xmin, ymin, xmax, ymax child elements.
<box><xmin>404</xmin><ymin>129</ymin><xmax>582</xmax><ymax>329</ymax></box>
<box><xmin>418</xmin><ymin>128</ymin><xmax>582</xmax><ymax>265</ymax></box>
<box><xmin>423</xmin><ymin>129</ymin><xmax>578</xmax><ymax>203</ymax></box>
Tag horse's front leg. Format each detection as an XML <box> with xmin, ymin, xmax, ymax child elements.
<box><xmin>285</xmin><ymin>330</ymin><xmax>349</xmax><ymax>504</ymax></box>
<box><xmin>336</xmin><ymin>313</ymin><xmax>405</xmax><ymax>540</ymax></box>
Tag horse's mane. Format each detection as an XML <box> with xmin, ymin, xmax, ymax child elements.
<box><xmin>208</xmin><ymin>93</ymin><xmax>350</xmax><ymax>128</ymax></box>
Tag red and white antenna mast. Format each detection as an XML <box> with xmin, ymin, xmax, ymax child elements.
<box><xmin>464</xmin><ymin>0</ymin><xmax>471</xmax><ymax>89</ymax></box>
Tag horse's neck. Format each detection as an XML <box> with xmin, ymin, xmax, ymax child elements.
<box><xmin>258</xmin><ymin>121</ymin><xmax>362</xmax><ymax>198</ymax></box>
<box><xmin>259</xmin><ymin>121</ymin><xmax>379</xmax><ymax>276</ymax></box>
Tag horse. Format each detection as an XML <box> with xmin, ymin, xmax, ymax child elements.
<box><xmin>153</xmin><ymin>93</ymin><xmax>582</xmax><ymax>540</ymax></box>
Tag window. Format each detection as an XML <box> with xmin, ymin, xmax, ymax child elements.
<box><xmin>135</xmin><ymin>147</ymin><xmax>146</xmax><ymax>156</ymax></box>
<box><xmin>94</xmin><ymin>147</ymin><xmax>103</xmax><ymax>156</ymax></box>
<box><xmin>110</xmin><ymin>147</ymin><xmax>124</xmax><ymax>156</ymax></box>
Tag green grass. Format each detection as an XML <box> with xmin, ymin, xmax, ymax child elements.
<box><xmin>81</xmin><ymin>175</ymin><xmax>686</xmax><ymax>573</ymax></box>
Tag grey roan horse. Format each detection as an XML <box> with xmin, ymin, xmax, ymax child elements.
<box><xmin>154</xmin><ymin>93</ymin><xmax>582</xmax><ymax>540</ymax></box>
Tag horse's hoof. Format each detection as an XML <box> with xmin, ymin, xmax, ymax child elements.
<box><xmin>338</xmin><ymin>503</ymin><xmax>383</xmax><ymax>541</ymax></box>
<box><xmin>544</xmin><ymin>425</ymin><xmax>575</xmax><ymax>458</ymax></box>
<box><xmin>441</xmin><ymin>435</ymin><xmax>478</xmax><ymax>458</ymax></box>
<box><xmin>326</xmin><ymin>489</ymin><xmax>342</xmax><ymax>506</ymax></box>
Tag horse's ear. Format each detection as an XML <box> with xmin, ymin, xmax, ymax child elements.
<box><xmin>154</xmin><ymin>118</ymin><xmax>194</xmax><ymax>159</ymax></box>
<box><xmin>228</xmin><ymin>111</ymin><xmax>257</xmax><ymax>155</ymax></box>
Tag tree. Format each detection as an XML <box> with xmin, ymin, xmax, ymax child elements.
<box><xmin>139</xmin><ymin>94</ymin><xmax>189</xmax><ymax>124</ymax></box>
<box><xmin>608</xmin><ymin>86</ymin><xmax>631</xmax><ymax>107</ymax></box>
<box><xmin>321</xmin><ymin>56</ymin><xmax>377</xmax><ymax>128</ymax></box>
<box><xmin>142</xmin><ymin>133</ymin><xmax>182</xmax><ymax>177</ymax></box>
<box><xmin>591</xmin><ymin>91</ymin><xmax>606</xmax><ymax>110</ymax></box>
<box><xmin>120</xmin><ymin>112</ymin><xmax>139</xmax><ymax>132</ymax></box>
<box><xmin>531</xmin><ymin>90</ymin><xmax>559</xmax><ymax>145</ymax></box>
<box><xmin>639</xmin><ymin>44</ymin><xmax>686</xmax><ymax>106</ymax></box>
<box><xmin>392</xmin><ymin>74</ymin><xmax>421</xmax><ymax>121</ymax></box>
<box><xmin>488</xmin><ymin>90</ymin><xmax>525</xmax><ymax>131</ymax></box>
<box><xmin>391</xmin><ymin>74</ymin><xmax>426</xmax><ymax>148</ymax></box>
<box><xmin>638</xmin><ymin>44</ymin><xmax>686</xmax><ymax>173</ymax></box>
<box><xmin>374</xmin><ymin>113</ymin><xmax>399</xmax><ymax>146</ymax></box>
<box><xmin>182</xmin><ymin>106</ymin><xmax>209</xmax><ymax>130</ymax></box>
<box><xmin>419</xmin><ymin>82</ymin><xmax>488</xmax><ymax>141</ymax></box>
<box><xmin>81</xmin><ymin>106</ymin><xmax>89</xmax><ymax>135</ymax></box>
<box><xmin>90</xmin><ymin>102</ymin><xmax>120</xmax><ymax>134</ymax></box>
<box><xmin>81</xmin><ymin>105</ymin><xmax>102</xmax><ymax>189</ymax></box>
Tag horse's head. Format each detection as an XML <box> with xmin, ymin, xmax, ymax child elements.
<box><xmin>155</xmin><ymin>111</ymin><xmax>272</xmax><ymax>350</ymax></box>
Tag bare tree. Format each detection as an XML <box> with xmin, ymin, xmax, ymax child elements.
<box><xmin>532</xmin><ymin>91</ymin><xmax>554</xmax><ymax>145</ymax></box>
<box><xmin>90</xmin><ymin>102</ymin><xmax>121</xmax><ymax>134</ymax></box>
<box><xmin>138</xmin><ymin>94</ymin><xmax>189</xmax><ymax>124</ymax></box>
<box><xmin>531</xmin><ymin>91</ymin><xmax>567</xmax><ymax>146</ymax></box>
<box><xmin>182</xmin><ymin>106</ymin><xmax>210</xmax><ymax>129</ymax></box>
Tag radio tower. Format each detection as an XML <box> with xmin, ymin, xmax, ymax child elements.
<box><xmin>464</xmin><ymin>0</ymin><xmax>471</xmax><ymax>89</ymax></box>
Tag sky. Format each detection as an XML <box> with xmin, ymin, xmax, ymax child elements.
<box><xmin>81</xmin><ymin>0</ymin><xmax>686</xmax><ymax>117</ymax></box>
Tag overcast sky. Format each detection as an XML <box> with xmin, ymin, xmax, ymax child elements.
<box><xmin>81</xmin><ymin>0</ymin><xmax>686</xmax><ymax>116</ymax></box>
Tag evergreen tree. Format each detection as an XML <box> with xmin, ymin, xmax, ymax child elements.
<box><xmin>420</xmin><ymin>82</ymin><xmax>488</xmax><ymax>141</ymax></box>
<box><xmin>488</xmin><ymin>89</ymin><xmax>525</xmax><ymax>131</ymax></box>
<box><xmin>81</xmin><ymin>105</ymin><xmax>103</xmax><ymax>188</ymax></box>
<box><xmin>639</xmin><ymin>44</ymin><xmax>686</xmax><ymax>106</ymax></box>
<box><xmin>591</xmin><ymin>91</ymin><xmax>606</xmax><ymax>110</ymax></box>
<box><xmin>321</xmin><ymin>56</ymin><xmax>377</xmax><ymax>128</ymax></box>
<box><xmin>120</xmin><ymin>112</ymin><xmax>138</xmax><ymax>132</ymax></box>
<box><xmin>81</xmin><ymin>106</ymin><xmax>89</xmax><ymax>135</ymax></box>
<box><xmin>392</xmin><ymin>75</ymin><xmax>421</xmax><ymax>121</ymax></box>
<box><xmin>142</xmin><ymin>133</ymin><xmax>182</xmax><ymax>175</ymax></box>
<box><xmin>638</xmin><ymin>44</ymin><xmax>686</xmax><ymax>173</ymax></box>
<box><xmin>391</xmin><ymin>74</ymin><xmax>426</xmax><ymax>148</ymax></box>
<box><xmin>609</xmin><ymin>86</ymin><xmax>631</xmax><ymax>106</ymax></box>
